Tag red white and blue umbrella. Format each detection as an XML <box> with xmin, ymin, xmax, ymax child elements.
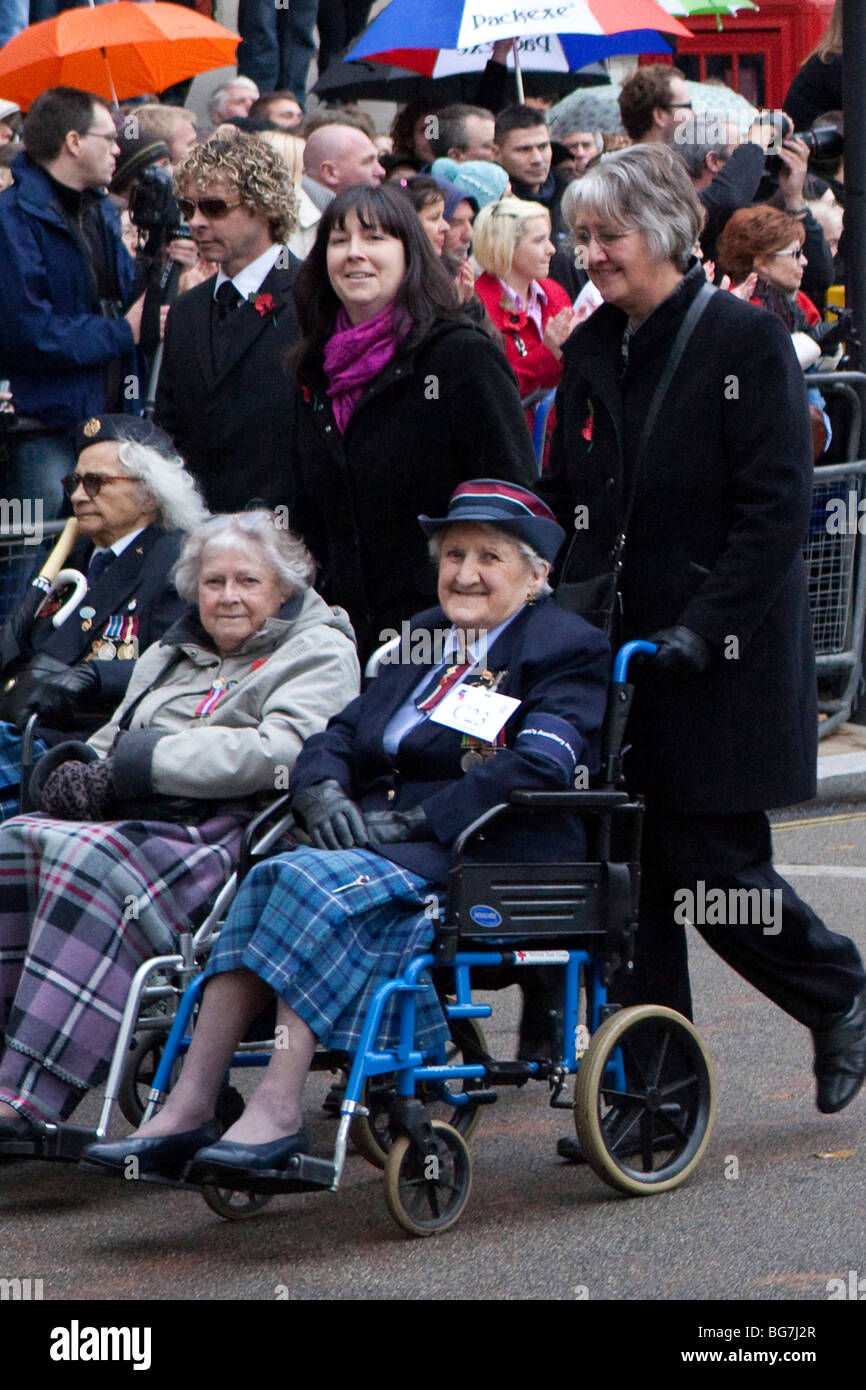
<box><xmin>348</xmin><ymin>0</ymin><xmax>695</xmax><ymax>82</ymax></box>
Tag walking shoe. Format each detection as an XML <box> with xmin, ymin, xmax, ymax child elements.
<box><xmin>813</xmin><ymin>987</ymin><xmax>866</xmax><ymax>1114</ymax></box>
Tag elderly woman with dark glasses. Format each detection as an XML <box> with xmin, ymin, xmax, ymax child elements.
<box><xmin>0</xmin><ymin>414</ymin><xmax>206</xmax><ymax>820</ymax></box>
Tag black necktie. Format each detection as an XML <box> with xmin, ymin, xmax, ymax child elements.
<box><xmin>215</xmin><ymin>280</ymin><xmax>243</xmax><ymax>321</ymax></box>
<box><xmin>88</xmin><ymin>548</ymin><xmax>115</xmax><ymax>585</ymax></box>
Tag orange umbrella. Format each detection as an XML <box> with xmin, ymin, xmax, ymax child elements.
<box><xmin>0</xmin><ymin>1</ymin><xmax>239</xmax><ymax>109</ymax></box>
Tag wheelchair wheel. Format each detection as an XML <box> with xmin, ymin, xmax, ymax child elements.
<box><xmin>201</xmin><ymin>1185</ymin><xmax>272</xmax><ymax>1222</ymax></box>
<box><xmin>118</xmin><ymin>1032</ymin><xmax>245</xmax><ymax>1132</ymax></box>
<box><xmin>573</xmin><ymin>1005</ymin><xmax>715</xmax><ymax>1197</ymax></box>
<box><xmin>351</xmin><ymin>1015</ymin><xmax>487</xmax><ymax>1170</ymax></box>
<box><xmin>383</xmin><ymin>1120</ymin><xmax>472</xmax><ymax>1237</ymax></box>
<box><xmin>117</xmin><ymin>1030</ymin><xmax>175</xmax><ymax>1126</ymax></box>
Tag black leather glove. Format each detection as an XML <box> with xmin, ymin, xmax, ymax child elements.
<box><xmin>648</xmin><ymin>625</ymin><xmax>713</xmax><ymax>676</ymax></box>
<box><xmin>292</xmin><ymin>778</ymin><xmax>368</xmax><ymax>851</ymax></box>
<box><xmin>364</xmin><ymin>806</ymin><xmax>430</xmax><ymax>845</ymax></box>
<box><xmin>21</xmin><ymin>661</ymin><xmax>101</xmax><ymax>730</ymax></box>
<box><xmin>809</xmin><ymin>308</ymin><xmax>857</xmax><ymax>354</ymax></box>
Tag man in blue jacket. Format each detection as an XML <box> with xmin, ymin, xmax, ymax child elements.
<box><xmin>0</xmin><ymin>87</ymin><xmax>143</xmax><ymax>524</ymax></box>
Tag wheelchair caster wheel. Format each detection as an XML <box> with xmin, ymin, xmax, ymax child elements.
<box><xmin>383</xmin><ymin>1120</ymin><xmax>472</xmax><ymax>1237</ymax></box>
<box><xmin>351</xmin><ymin>1016</ymin><xmax>487</xmax><ymax>1170</ymax></box>
<box><xmin>573</xmin><ymin>1004</ymin><xmax>715</xmax><ymax>1197</ymax></box>
<box><xmin>201</xmin><ymin>1185</ymin><xmax>272</xmax><ymax>1221</ymax></box>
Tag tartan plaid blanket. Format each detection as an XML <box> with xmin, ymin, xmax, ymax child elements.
<box><xmin>204</xmin><ymin>846</ymin><xmax>449</xmax><ymax>1056</ymax></box>
<box><xmin>0</xmin><ymin>812</ymin><xmax>243</xmax><ymax>1122</ymax></box>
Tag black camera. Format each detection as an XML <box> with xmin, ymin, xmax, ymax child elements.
<box><xmin>765</xmin><ymin>125</ymin><xmax>843</xmax><ymax>177</ymax></box>
<box><xmin>128</xmin><ymin>164</ymin><xmax>190</xmax><ymax>241</ymax></box>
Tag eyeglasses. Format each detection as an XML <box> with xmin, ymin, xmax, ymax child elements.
<box><xmin>771</xmin><ymin>247</ymin><xmax>805</xmax><ymax>261</ymax></box>
<box><xmin>668</xmin><ymin>102</ymin><xmax>693</xmax><ymax>111</ymax></box>
<box><xmin>573</xmin><ymin>228</ymin><xmax>634</xmax><ymax>248</ymax></box>
<box><xmin>83</xmin><ymin>128</ymin><xmax>118</xmax><ymax>143</ymax></box>
<box><xmin>177</xmin><ymin>196</ymin><xmax>243</xmax><ymax>220</ymax></box>
<box><xmin>61</xmin><ymin>473</ymin><xmax>130</xmax><ymax>498</ymax></box>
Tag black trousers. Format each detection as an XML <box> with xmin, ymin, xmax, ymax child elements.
<box><xmin>612</xmin><ymin>806</ymin><xmax>866</xmax><ymax>1031</ymax></box>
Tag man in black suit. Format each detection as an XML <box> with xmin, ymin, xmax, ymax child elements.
<box><xmin>155</xmin><ymin>132</ymin><xmax>301</xmax><ymax>513</ymax></box>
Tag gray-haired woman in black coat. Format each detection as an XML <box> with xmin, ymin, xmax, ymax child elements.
<box><xmin>543</xmin><ymin>144</ymin><xmax>866</xmax><ymax>1130</ymax></box>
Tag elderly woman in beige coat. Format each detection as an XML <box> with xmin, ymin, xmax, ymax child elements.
<box><xmin>0</xmin><ymin>511</ymin><xmax>359</xmax><ymax>1153</ymax></box>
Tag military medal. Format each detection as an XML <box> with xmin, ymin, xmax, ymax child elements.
<box><xmin>97</xmin><ymin>639</ymin><xmax>117</xmax><ymax>660</ymax></box>
<box><xmin>80</xmin><ymin>604</ymin><xmax>95</xmax><ymax>633</ymax></box>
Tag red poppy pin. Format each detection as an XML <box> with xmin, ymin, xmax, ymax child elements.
<box><xmin>250</xmin><ymin>291</ymin><xmax>276</xmax><ymax>318</ymax></box>
<box><xmin>581</xmin><ymin>400</ymin><xmax>595</xmax><ymax>447</ymax></box>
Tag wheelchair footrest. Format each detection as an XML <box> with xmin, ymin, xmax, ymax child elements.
<box><xmin>191</xmin><ymin>1152</ymin><xmax>336</xmax><ymax>1195</ymax></box>
<box><xmin>2</xmin><ymin>1123</ymin><xmax>97</xmax><ymax>1162</ymax></box>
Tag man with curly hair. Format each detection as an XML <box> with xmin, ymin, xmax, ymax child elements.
<box><xmin>155</xmin><ymin>132</ymin><xmax>301</xmax><ymax>512</ymax></box>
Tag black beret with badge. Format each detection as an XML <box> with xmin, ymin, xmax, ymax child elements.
<box><xmin>75</xmin><ymin>415</ymin><xmax>177</xmax><ymax>457</ymax></box>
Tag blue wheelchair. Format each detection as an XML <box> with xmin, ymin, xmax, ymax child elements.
<box><xmin>105</xmin><ymin>640</ymin><xmax>716</xmax><ymax>1234</ymax></box>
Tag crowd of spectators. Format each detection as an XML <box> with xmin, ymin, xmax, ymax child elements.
<box><xmin>0</xmin><ymin>0</ymin><xmax>864</xmax><ymax>1182</ymax></box>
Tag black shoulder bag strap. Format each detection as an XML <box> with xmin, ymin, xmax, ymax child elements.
<box><xmin>557</xmin><ymin>281</ymin><xmax>715</xmax><ymax>635</ymax></box>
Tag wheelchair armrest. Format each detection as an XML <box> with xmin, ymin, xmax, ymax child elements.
<box><xmin>451</xmin><ymin>788</ymin><xmax>634</xmax><ymax>859</ymax></box>
<box><xmin>237</xmin><ymin>793</ymin><xmax>293</xmax><ymax>881</ymax></box>
<box><xmin>509</xmin><ymin>790</ymin><xmax>632</xmax><ymax>810</ymax></box>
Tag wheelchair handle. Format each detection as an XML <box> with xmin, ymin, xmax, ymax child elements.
<box><xmin>613</xmin><ymin>641</ymin><xmax>657</xmax><ymax>684</ymax></box>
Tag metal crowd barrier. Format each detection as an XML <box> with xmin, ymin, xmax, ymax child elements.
<box><xmin>805</xmin><ymin>373</ymin><xmax>866</xmax><ymax>737</ymax></box>
<box><xmin>0</xmin><ymin>520</ymin><xmax>67</xmax><ymax>628</ymax></box>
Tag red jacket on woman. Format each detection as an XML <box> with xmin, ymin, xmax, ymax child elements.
<box><xmin>474</xmin><ymin>270</ymin><xmax>572</xmax><ymax>412</ymax></box>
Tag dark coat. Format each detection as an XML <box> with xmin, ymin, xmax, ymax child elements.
<box><xmin>0</xmin><ymin>525</ymin><xmax>186</xmax><ymax>729</ymax></box>
<box><xmin>541</xmin><ymin>262</ymin><xmax>817</xmax><ymax>815</ymax></box>
<box><xmin>291</xmin><ymin>596</ymin><xmax>610</xmax><ymax>886</ymax></box>
<box><xmin>0</xmin><ymin>154</ymin><xmax>136</xmax><ymax>431</ymax></box>
<box><xmin>292</xmin><ymin>315</ymin><xmax>537</xmax><ymax>658</ymax></box>
<box><xmin>155</xmin><ymin>258</ymin><xmax>301</xmax><ymax>512</ymax></box>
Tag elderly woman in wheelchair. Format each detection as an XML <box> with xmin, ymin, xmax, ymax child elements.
<box><xmin>83</xmin><ymin>480</ymin><xmax>612</xmax><ymax>1191</ymax></box>
<box><xmin>0</xmin><ymin>511</ymin><xmax>359</xmax><ymax>1155</ymax></box>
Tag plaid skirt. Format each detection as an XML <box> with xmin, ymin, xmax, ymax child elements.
<box><xmin>0</xmin><ymin>721</ymin><xmax>47</xmax><ymax>823</ymax></box>
<box><xmin>0</xmin><ymin>812</ymin><xmax>244</xmax><ymax>1122</ymax></box>
<box><xmin>204</xmin><ymin>847</ymin><xmax>449</xmax><ymax>1056</ymax></box>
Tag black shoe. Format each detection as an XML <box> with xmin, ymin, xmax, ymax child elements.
<box><xmin>556</xmin><ymin>1129</ymin><xmax>679</xmax><ymax>1164</ymax></box>
<box><xmin>813</xmin><ymin>987</ymin><xmax>866</xmax><ymax>1114</ymax></box>
<box><xmin>557</xmin><ymin>1135</ymin><xmax>588</xmax><ymax>1163</ymax></box>
<box><xmin>188</xmin><ymin>1128</ymin><xmax>309</xmax><ymax>1188</ymax></box>
<box><xmin>80</xmin><ymin>1120</ymin><xmax>221</xmax><ymax>1180</ymax></box>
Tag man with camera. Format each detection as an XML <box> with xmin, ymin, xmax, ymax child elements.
<box><xmin>0</xmin><ymin>87</ymin><xmax>144</xmax><ymax>525</ymax></box>
<box><xmin>154</xmin><ymin>131</ymin><xmax>301</xmax><ymax>513</ymax></box>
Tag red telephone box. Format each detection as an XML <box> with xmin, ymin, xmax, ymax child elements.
<box><xmin>641</xmin><ymin>0</ymin><xmax>835</xmax><ymax>111</ymax></box>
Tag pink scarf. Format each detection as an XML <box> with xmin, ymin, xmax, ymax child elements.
<box><xmin>323</xmin><ymin>304</ymin><xmax>409</xmax><ymax>432</ymax></box>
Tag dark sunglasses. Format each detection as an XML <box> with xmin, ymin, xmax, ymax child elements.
<box><xmin>61</xmin><ymin>473</ymin><xmax>130</xmax><ymax>498</ymax></box>
<box><xmin>177</xmin><ymin>196</ymin><xmax>243</xmax><ymax>220</ymax></box>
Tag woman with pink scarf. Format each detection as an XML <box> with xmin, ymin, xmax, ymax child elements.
<box><xmin>288</xmin><ymin>183</ymin><xmax>537</xmax><ymax>659</ymax></box>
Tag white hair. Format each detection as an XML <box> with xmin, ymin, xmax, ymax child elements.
<box><xmin>173</xmin><ymin>510</ymin><xmax>315</xmax><ymax>603</ymax></box>
<box><xmin>115</xmin><ymin>440</ymin><xmax>208</xmax><ymax>534</ymax></box>
<box><xmin>428</xmin><ymin>522</ymin><xmax>552</xmax><ymax>596</ymax></box>
<box><xmin>208</xmin><ymin>76</ymin><xmax>259</xmax><ymax>124</ymax></box>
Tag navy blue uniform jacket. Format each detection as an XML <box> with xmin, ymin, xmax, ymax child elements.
<box><xmin>0</xmin><ymin>525</ymin><xmax>187</xmax><ymax>731</ymax></box>
<box><xmin>0</xmin><ymin>154</ymin><xmax>136</xmax><ymax>430</ymax></box>
<box><xmin>291</xmin><ymin>597</ymin><xmax>610</xmax><ymax>886</ymax></box>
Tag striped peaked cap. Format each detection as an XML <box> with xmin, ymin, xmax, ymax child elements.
<box><xmin>418</xmin><ymin>479</ymin><xmax>565</xmax><ymax>564</ymax></box>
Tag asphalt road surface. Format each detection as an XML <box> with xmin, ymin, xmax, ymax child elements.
<box><xmin>2</xmin><ymin>806</ymin><xmax>865</xmax><ymax>1314</ymax></box>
